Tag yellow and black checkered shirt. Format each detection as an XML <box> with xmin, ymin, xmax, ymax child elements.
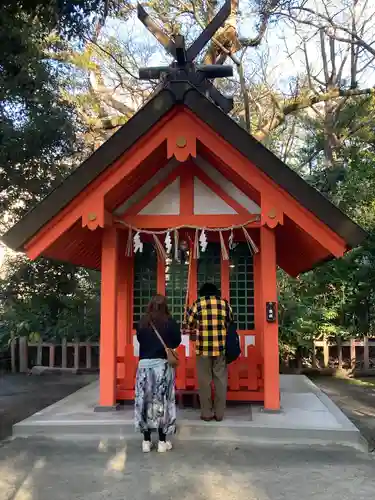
<box><xmin>186</xmin><ymin>296</ymin><xmax>233</xmax><ymax>356</ymax></box>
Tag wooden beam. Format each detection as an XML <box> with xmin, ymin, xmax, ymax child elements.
<box><xmin>180</xmin><ymin>165</ymin><xmax>194</xmax><ymax>216</ymax></box>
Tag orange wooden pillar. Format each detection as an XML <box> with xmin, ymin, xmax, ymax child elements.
<box><xmin>253</xmin><ymin>251</ymin><xmax>262</xmax><ymax>351</ymax></box>
<box><xmin>116</xmin><ymin>254</ymin><xmax>131</xmax><ymax>381</ymax></box>
<box><xmin>97</xmin><ymin>226</ymin><xmax>119</xmax><ymax>409</ymax></box>
<box><xmin>260</xmin><ymin>225</ymin><xmax>280</xmax><ymax>410</ymax></box>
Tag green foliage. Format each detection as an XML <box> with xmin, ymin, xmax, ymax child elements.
<box><xmin>2</xmin><ymin>1</ymin><xmax>112</xmax><ymax>38</ymax></box>
<box><xmin>0</xmin><ymin>5</ymin><xmax>78</xmax><ymax>219</ymax></box>
<box><xmin>0</xmin><ymin>1</ymin><xmax>106</xmax><ymax>347</ymax></box>
<box><xmin>278</xmin><ymin>105</ymin><xmax>375</xmax><ymax>358</ymax></box>
<box><xmin>0</xmin><ymin>255</ymin><xmax>100</xmax><ymax>347</ymax></box>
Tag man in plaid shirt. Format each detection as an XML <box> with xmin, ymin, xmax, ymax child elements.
<box><xmin>186</xmin><ymin>283</ymin><xmax>233</xmax><ymax>421</ymax></box>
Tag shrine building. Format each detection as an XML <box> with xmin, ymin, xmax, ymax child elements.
<box><xmin>1</xmin><ymin>3</ymin><xmax>366</xmax><ymax>412</ymax></box>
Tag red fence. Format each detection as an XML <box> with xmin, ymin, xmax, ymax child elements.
<box><xmin>116</xmin><ymin>344</ymin><xmax>264</xmax><ymax>402</ymax></box>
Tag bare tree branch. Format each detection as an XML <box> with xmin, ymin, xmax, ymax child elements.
<box><xmin>253</xmin><ymin>85</ymin><xmax>375</xmax><ymax>141</ymax></box>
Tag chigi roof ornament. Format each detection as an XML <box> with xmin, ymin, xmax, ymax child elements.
<box><xmin>137</xmin><ymin>0</ymin><xmax>234</xmax><ymax>113</ymax></box>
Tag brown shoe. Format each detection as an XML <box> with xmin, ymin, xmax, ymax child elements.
<box><xmin>214</xmin><ymin>416</ymin><xmax>223</xmax><ymax>422</ymax></box>
<box><xmin>200</xmin><ymin>415</ymin><xmax>214</xmax><ymax>422</ymax></box>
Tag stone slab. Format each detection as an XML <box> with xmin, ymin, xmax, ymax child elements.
<box><xmin>12</xmin><ymin>375</ymin><xmax>368</xmax><ymax>451</ymax></box>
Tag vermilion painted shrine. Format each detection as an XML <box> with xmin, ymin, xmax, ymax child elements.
<box><xmin>2</xmin><ymin>3</ymin><xmax>366</xmax><ymax>412</ymax></box>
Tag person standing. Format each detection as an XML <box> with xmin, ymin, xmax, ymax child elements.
<box><xmin>186</xmin><ymin>283</ymin><xmax>233</xmax><ymax>422</ymax></box>
<box><xmin>135</xmin><ymin>295</ymin><xmax>181</xmax><ymax>452</ymax></box>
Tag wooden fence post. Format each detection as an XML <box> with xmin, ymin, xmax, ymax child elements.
<box><xmin>10</xmin><ymin>338</ymin><xmax>17</xmax><ymax>373</ymax></box>
<box><xmin>350</xmin><ymin>339</ymin><xmax>356</xmax><ymax>371</ymax></box>
<box><xmin>49</xmin><ymin>344</ymin><xmax>55</xmax><ymax>368</ymax></box>
<box><xmin>337</xmin><ymin>337</ymin><xmax>343</xmax><ymax>369</ymax></box>
<box><xmin>364</xmin><ymin>336</ymin><xmax>369</xmax><ymax>370</ymax></box>
<box><xmin>19</xmin><ymin>336</ymin><xmax>28</xmax><ymax>373</ymax></box>
<box><xmin>312</xmin><ymin>340</ymin><xmax>317</xmax><ymax>368</ymax></box>
<box><xmin>36</xmin><ymin>339</ymin><xmax>43</xmax><ymax>366</ymax></box>
<box><xmin>74</xmin><ymin>340</ymin><xmax>80</xmax><ymax>371</ymax></box>
<box><xmin>323</xmin><ymin>338</ymin><xmax>329</xmax><ymax>368</ymax></box>
<box><xmin>86</xmin><ymin>344</ymin><xmax>92</xmax><ymax>369</ymax></box>
<box><xmin>62</xmin><ymin>337</ymin><xmax>67</xmax><ymax>368</ymax></box>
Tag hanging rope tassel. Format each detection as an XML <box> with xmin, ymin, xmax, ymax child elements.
<box><xmin>174</xmin><ymin>229</ymin><xmax>179</xmax><ymax>262</ymax></box>
<box><xmin>126</xmin><ymin>228</ymin><xmax>133</xmax><ymax>256</ymax></box>
<box><xmin>199</xmin><ymin>229</ymin><xmax>208</xmax><ymax>252</ymax></box>
<box><xmin>193</xmin><ymin>229</ymin><xmax>200</xmax><ymax>259</ymax></box>
<box><xmin>184</xmin><ymin>248</ymin><xmax>193</xmax><ymax>325</ymax></box>
<box><xmin>153</xmin><ymin>234</ymin><xmax>167</xmax><ymax>261</ymax></box>
<box><xmin>165</xmin><ymin>231</ymin><xmax>172</xmax><ymax>254</ymax></box>
<box><xmin>242</xmin><ymin>227</ymin><xmax>259</xmax><ymax>254</ymax></box>
<box><xmin>219</xmin><ymin>231</ymin><xmax>229</xmax><ymax>260</ymax></box>
<box><xmin>134</xmin><ymin>231</ymin><xmax>143</xmax><ymax>254</ymax></box>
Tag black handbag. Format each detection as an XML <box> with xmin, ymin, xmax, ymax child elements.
<box><xmin>225</xmin><ymin>321</ymin><xmax>241</xmax><ymax>364</ymax></box>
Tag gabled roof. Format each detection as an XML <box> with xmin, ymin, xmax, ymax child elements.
<box><xmin>1</xmin><ymin>80</ymin><xmax>366</xmax><ymax>253</ymax></box>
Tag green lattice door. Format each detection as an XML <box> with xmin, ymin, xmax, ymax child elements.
<box><xmin>229</xmin><ymin>243</ymin><xmax>255</xmax><ymax>330</ymax></box>
<box><xmin>165</xmin><ymin>257</ymin><xmax>188</xmax><ymax>325</ymax></box>
<box><xmin>133</xmin><ymin>243</ymin><xmax>157</xmax><ymax>328</ymax></box>
<box><xmin>197</xmin><ymin>243</ymin><xmax>221</xmax><ymax>295</ymax></box>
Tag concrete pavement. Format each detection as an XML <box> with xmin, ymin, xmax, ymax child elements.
<box><xmin>12</xmin><ymin>376</ymin><xmax>366</xmax><ymax>451</ymax></box>
<box><xmin>0</xmin><ymin>437</ymin><xmax>374</xmax><ymax>500</ymax></box>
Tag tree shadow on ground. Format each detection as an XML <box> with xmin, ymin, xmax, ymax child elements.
<box><xmin>1</xmin><ymin>438</ymin><xmax>375</xmax><ymax>500</ymax></box>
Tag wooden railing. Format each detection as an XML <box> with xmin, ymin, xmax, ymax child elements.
<box><xmin>116</xmin><ymin>343</ymin><xmax>264</xmax><ymax>402</ymax></box>
<box><xmin>9</xmin><ymin>337</ymin><xmax>99</xmax><ymax>373</ymax></box>
<box><xmin>314</xmin><ymin>337</ymin><xmax>375</xmax><ymax>369</ymax></box>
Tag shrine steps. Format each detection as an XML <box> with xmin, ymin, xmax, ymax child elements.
<box><xmin>12</xmin><ymin>376</ymin><xmax>367</xmax><ymax>452</ymax></box>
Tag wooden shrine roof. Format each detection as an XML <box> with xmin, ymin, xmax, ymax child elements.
<box><xmin>2</xmin><ymin>80</ymin><xmax>366</xmax><ymax>255</ymax></box>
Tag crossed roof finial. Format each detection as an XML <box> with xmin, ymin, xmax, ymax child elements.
<box><xmin>137</xmin><ymin>0</ymin><xmax>234</xmax><ymax>113</ymax></box>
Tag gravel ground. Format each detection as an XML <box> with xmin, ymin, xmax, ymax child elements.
<box><xmin>1</xmin><ymin>437</ymin><xmax>375</xmax><ymax>500</ymax></box>
<box><xmin>314</xmin><ymin>376</ymin><xmax>375</xmax><ymax>451</ymax></box>
<box><xmin>0</xmin><ymin>373</ymin><xmax>96</xmax><ymax>440</ymax></box>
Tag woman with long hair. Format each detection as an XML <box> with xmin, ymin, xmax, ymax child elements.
<box><xmin>135</xmin><ymin>294</ymin><xmax>181</xmax><ymax>453</ymax></box>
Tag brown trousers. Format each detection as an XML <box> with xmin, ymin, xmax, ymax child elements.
<box><xmin>196</xmin><ymin>355</ymin><xmax>227</xmax><ymax>419</ymax></box>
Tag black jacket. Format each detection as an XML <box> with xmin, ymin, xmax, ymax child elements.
<box><xmin>136</xmin><ymin>317</ymin><xmax>182</xmax><ymax>360</ymax></box>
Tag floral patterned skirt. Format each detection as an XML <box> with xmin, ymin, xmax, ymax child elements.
<box><xmin>134</xmin><ymin>360</ymin><xmax>176</xmax><ymax>435</ymax></box>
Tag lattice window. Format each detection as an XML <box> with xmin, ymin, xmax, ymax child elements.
<box><xmin>197</xmin><ymin>243</ymin><xmax>221</xmax><ymax>295</ymax></box>
<box><xmin>229</xmin><ymin>243</ymin><xmax>255</xmax><ymax>330</ymax></box>
<box><xmin>165</xmin><ymin>257</ymin><xmax>188</xmax><ymax>325</ymax></box>
<box><xmin>133</xmin><ymin>243</ymin><xmax>157</xmax><ymax>327</ymax></box>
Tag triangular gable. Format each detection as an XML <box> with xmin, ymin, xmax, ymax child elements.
<box><xmin>121</xmin><ymin>161</ymin><xmax>256</xmax><ymax>219</ymax></box>
<box><xmin>193</xmin><ymin>177</ymin><xmax>237</xmax><ymax>215</ymax></box>
<box><xmin>1</xmin><ymin>81</ymin><xmax>366</xmax><ymax>275</ymax></box>
<box><xmin>195</xmin><ymin>156</ymin><xmax>260</xmax><ymax>214</ymax></box>
<box><xmin>139</xmin><ymin>178</ymin><xmax>180</xmax><ymax>215</ymax></box>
